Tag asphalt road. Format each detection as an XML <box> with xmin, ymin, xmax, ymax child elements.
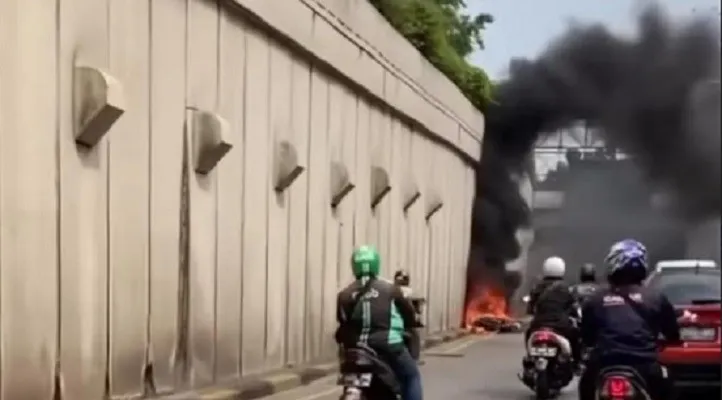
<box><xmin>260</xmin><ymin>332</ymin><xmax>579</xmax><ymax>400</ymax></box>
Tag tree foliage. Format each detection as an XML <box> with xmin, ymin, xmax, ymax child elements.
<box><xmin>369</xmin><ymin>0</ymin><xmax>494</xmax><ymax>110</ymax></box>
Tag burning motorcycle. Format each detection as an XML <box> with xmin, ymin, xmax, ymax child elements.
<box><xmin>519</xmin><ymin>327</ymin><xmax>575</xmax><ymax>399</ymax></box>
<box><xmin>337</xmin><ymin>343</ymin><xmax>401</xmax><ymax>399</ymax></box>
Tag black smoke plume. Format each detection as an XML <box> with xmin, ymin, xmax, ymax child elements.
<box><xmin>471</xmin><ymin>5</ymin><xmax>721</xmax><ymax>271</ymax></box>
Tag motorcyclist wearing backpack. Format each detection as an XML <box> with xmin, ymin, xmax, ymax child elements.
<box><xmin>570</xmin><ymin>263</ymin><xmax>602</xmax><ymax>306</ymax></box>
<box><xmin>525</xmin><ymin>256</ymin><xmax>582</xmax><ymax>368</ymax></box>
<box><xmin>577</xmin><ymin>239</ymin><xmax>681</xmax><ymax>400</ymax></box>
<box><xmin>336</xmin><ymin>246</ymin><xmax>423</xmax><ymax>400</ymax></box>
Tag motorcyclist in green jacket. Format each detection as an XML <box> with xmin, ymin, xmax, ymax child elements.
<box><xmin>335</xmin><ymin>245</ymin><xmax>423</xmax><ymax>400</ymax></box>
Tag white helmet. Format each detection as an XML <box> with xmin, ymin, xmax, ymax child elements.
<box><xmin>542</xmin><ymin>256</ymin><xmax>566</xmax><ymax>278</ymax></box>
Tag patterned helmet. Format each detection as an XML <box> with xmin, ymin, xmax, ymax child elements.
<box><xmin>604</xmin><ymin>239</ymin><xmax>649</xmax><ymax>284</ymax></box>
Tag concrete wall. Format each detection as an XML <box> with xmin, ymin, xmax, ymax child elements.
<box><xmin>0</xmin><ymin>0</ymin><xmax>481</xmax><ymax>398</ymax></box>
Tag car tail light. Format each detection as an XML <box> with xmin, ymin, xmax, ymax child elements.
<box><xmin>600</xmin><ymin>375</ymin><xmax>635</xmax><ymax>399</ymax></box>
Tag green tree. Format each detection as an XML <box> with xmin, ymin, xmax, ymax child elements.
<box><xmin>434</xmin><ymin>0</ymin><xmax>494</xmax><ymax>56</ymax></box>
<box><xmin>369</xmin><ymin>0</ymin><xmax>494</xmax><ymax>110</ymax></box>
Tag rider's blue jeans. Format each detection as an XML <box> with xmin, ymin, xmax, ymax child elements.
<box><xmin>387</xmin><ymin>347</ymin><xmax>423</xmax><ymax>400</ymax></box>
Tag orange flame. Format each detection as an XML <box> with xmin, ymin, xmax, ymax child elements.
<box><xmin>464</xmin><ymin>282</ymin><xmax>510</xmax><ymax>329</ymax></box>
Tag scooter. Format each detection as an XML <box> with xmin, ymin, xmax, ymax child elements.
<box><xmin>519</xmin><ymin>327</ymin><xmax>576</xmax><ymax>399</ymax></box>
<box><xmin>593</xmin><ymin>365</ymin><xmax>653</xmax><ymax>400</ymax></box>
<box><xmin>338</xmin><ymin>343</ymin><xmax>401</xmax><ymax>400</ymax></box>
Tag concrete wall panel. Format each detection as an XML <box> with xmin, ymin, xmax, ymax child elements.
<box><xmin>454</xmin><ymin>157</ymin><xmax>466</xmax><ymax>327</ymax></box>
<box><xmin>376</xmin><ymin>110</ymin><xmax>393</xmax><ymax>279</ymax></box>
<box><xmin>388</xmin><ymin>120</ymin><xmax>404</xmax><ymax>276</ymax></box>
<box><xmin>437</xmin><ymin>154</ymin><xmax>450</xmax><ymax>332</ymax></box>
<box><xmin>286</xmin><ymin>57</ymin><xmax>312</xmax><ymax>366</ymax></box>
<box><xmin>443</xmin><ymin>156</ymin><xmax>456</xmax><ymax>330</ymax></box>
<box><xmin>266</xmin><ymin>42</ymin><xmax>294</xmax><ymax>371</ymax></box>
<box><xmin>303</xmin><ymin>68</ymin><xmax>330</xmax><ymax>362</ymax></box>
<box><xmin>107</xmin><ymin>0</ymin><xmax>152</xmax><ymax>395</ymax></box>
<box><xmin>240</xmin><ymin>27</ymin><xmax>271</xmax><ymax>375</ymax></box>
<box><xmin>57</xmin><ymin>0</ymin><xmax>111</xmax><ymax>398</ymax></box>
<box><xmin>326</xmin><ymin>81</ymin><xmax>344</xmax><ymax>287</ymax></box>
<box><xmin>186</xmin><ymin>0</ymin><xmax>221</xmax><ymax>385</ymax></box>
<box><xmin>0</xmin><ymin>2</ymin><xmax>58</xmax><ymax>398</ymax></box>
<box><xmin>395</xmin><ymin>124</ymin><xmax>412</xmax><ymax>274</ymax></box>
<box><xmin>407</xmin><ymin>132</ymin><xmax>426</xmax><ymax>312</ymax></box>
<box><xmin>320</xmin><ymin>80</ymin><xmax>342</xmax><ymax>359</ymax></box>
<box><xmin>353</xmin><ymin>101</ymin><xmax>371</xmax><ymax>247</ymax></box>
<box><xmin>337</xmin><ymin>87</ymin><xmax>358</xmax><ymax>287</ymax></box>
<box><xmin>451</xmin><ymin>157</ymin><xmax>466</xmax><ymax>328</ymax></box>
<box><xmin>148</xmin><ymin>0</ymin><xmax>187</xmax><ymax>391</ymax></box>
<box><xmin>427</xmin><ymin>147</ymin><xmax>443</xmax><ymax>334</ymax></box>
<box><xmin>416</xmin><ymin>135</ymin><xmax>433</xmax><ymax>328</ymax></box>
<box><xmin>215</xmin><ymin>8</ymin><xmax>247</xmax><ymax>381</ymax></box>
<box><xmin>366</xmin><ymin>106</ymin><xmax>380</xmax><ymax>249</ymax></box>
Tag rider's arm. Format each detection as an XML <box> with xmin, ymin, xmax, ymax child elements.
<box><xmin>392</xmin><ymin>285</ymin><xmax>418</xmax><ymax>329</ymax></box>
<box><xmin>563</xmin><ymin>287</ymin><xmax>578</xmax><ymax>318</ymax></box>
<box><xmin>527</xmin><ymin>284</ymin><xmax>541</xmax><ymax>314</ymax></box>
<box><xmin>580</xmin><ymin>299</ymin><xmax>597</xmax><ymax>347</ymax></box>
<box><xmin>336</xmin><ymin>292</ymin><xmax>348</xmax><ymax>324</ymax></box>
<box><xmin>658</xmin><ymin>294</ymin><xmax>681</xmax><ymax>343</ymax></box>
<box><xmin>335</xmin><ymin>292</ymin><xmax>348</xmax><ymax>346</ymax></box>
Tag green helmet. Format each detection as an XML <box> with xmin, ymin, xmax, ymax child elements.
<box><xmin>351</xmin><ymin>245</ymin><xmax>381</xmax><ymax>278</ymax></box>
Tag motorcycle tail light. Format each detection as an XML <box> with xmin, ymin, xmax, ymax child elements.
<box><xmin>602</xmin><ymin>375</ymin><xmax>635</xmax><ymax>399</ymax></box>
<box><xmin>531</xmin><ymin>330</ymin><xmax>553</xmax><ymax>342</ymax></box>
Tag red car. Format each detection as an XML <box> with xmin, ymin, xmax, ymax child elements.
<box><xmin>646</xmin><ymin>267</ymin><xmax>721</xmax><ymax>391</ymax></box>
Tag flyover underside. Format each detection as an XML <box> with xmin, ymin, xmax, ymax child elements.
<box><xmin>528</xmin><ymin>209</ymin><xmax>686</xmax><ymax>282</ymax></box>
<box><xmin>0</xmin><ymin>0</ymin><xmax>480</xmax><ymax>398</ymax></box>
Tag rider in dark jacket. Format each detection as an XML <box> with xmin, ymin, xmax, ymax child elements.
<box><xmin>336</xmin><ymin>246</ymin><xmax>423</xmax><ymax>400</ymax></box>
<box><xmin>393</xmin><ymin>269</ymin><xmax>422</xmax><ymax>360</ymax></box>
<box><xmin>570</xmin><ymin>263</ymin><xmax>602</xmax><ymax>306</ymax></box>
<box><xmin>578</xmin><ymin>239</ymin><xmax>681</xmax><ymax>400</ymax></box>
<box><xmin>526</xmin><ymin>256</ymin><xmax>581</xmax><ymax>366</ymax></box>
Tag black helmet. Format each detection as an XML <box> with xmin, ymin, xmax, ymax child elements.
<box><xmin>394</xmin><ymin>269</ymin><xmax>410</xmax><ymax>286</ymax></box>
<box><xmin>580</xmin><ymin>263</ymin><xmax>596</xmax><ymax>283</ymax></box>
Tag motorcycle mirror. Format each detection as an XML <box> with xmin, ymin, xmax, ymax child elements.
<box><xmin>522</xmin><ymin>295</ymin><xmax>530</xmax><ymax>303</ymax></box>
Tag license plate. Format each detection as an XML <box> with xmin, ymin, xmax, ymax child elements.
<box><xmin>529</xmin><ymin>346</ymin><xmax>558</xmax><ymax>357</ymax></box>
<box><xmin>341</xmin><ymin>373</ymin><xmax>373</xmax><ymax>387</ymax></box>
<box><xmin>680</xmin><ymin>326</ymin><xmax>716</xmax><ymax>341</ymax></box>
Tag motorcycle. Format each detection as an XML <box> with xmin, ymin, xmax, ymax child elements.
<box><xmin>337</xmin><ymin>343</ymin><xmax>401</xmax><ymax>399</ymax></box>
<box><xmin>519</xmin><ymin>327</ymin><xmax>575</xmax><ymax>399</ymax></box>
<box><xmin>593</xmin><ymin>365</ymin><xmax>652</xmax><ymax>400</ymax></box>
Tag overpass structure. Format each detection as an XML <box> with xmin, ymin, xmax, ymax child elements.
<box><xmin>0</xmin><ymin>0</ymin><xmax>483</xmax><ymax>398</ymax></box>
<box><xmin>527</xmin><ymin>119</ymin><xmax>721</xmax><ymax>284</ymax></box>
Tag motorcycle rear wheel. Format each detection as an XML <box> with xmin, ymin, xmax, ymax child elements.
<box><xmin>535</xmin><ymin>371</ymin><xmax>551</xmax><ymax>399</ymax></box>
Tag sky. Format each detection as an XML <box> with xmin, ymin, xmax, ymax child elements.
<box><xmin>464</xmin><ymin>0</ymin><xmax>720</xmax><ymax>178</ymax></box>
<box><xmin>466</xmin><ymin>0</ymin><xmax>721</xmax><ymax>80</ymax></box>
